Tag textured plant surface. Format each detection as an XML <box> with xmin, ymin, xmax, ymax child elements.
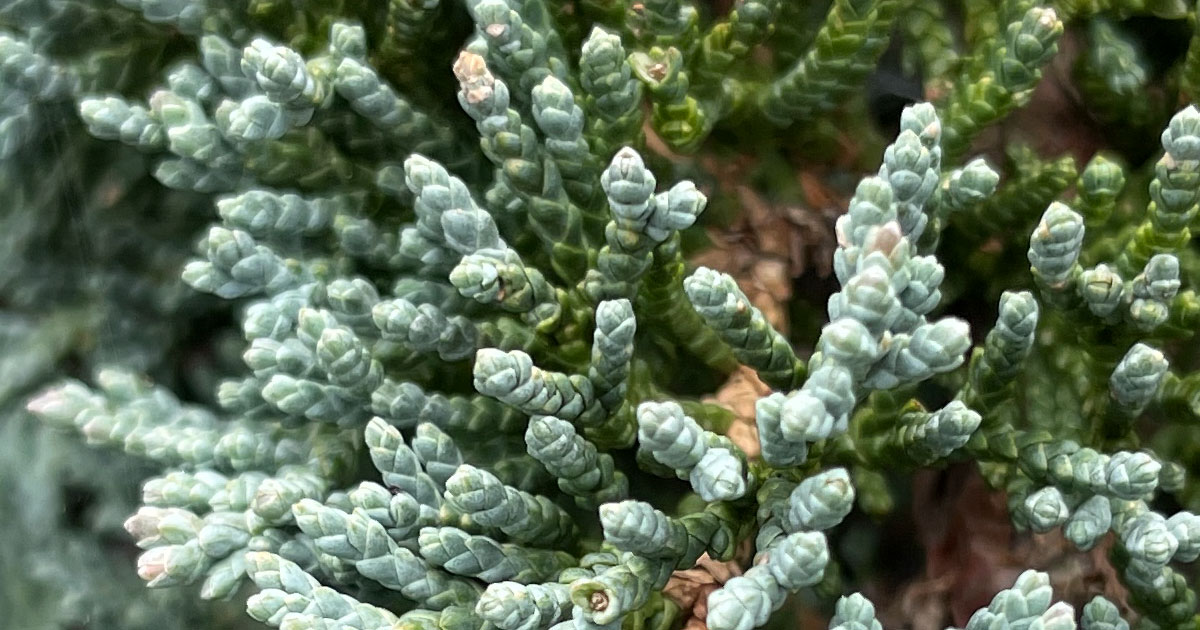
<box><xmin>8</xmin><ymin>1</ymin><xmax>1200</xmax><ymax>630</ymax></box>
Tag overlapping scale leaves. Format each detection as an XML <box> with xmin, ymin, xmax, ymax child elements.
<box><xmin>9</xmin><ymin>3</ymin><xmax>1200</xmax><ymax>630</ymax></box>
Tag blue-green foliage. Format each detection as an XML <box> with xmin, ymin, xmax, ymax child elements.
<box><xmin>8</xmin><ymin>1</ymin><xmax>1200</xmax><ymax>630</ymax></box>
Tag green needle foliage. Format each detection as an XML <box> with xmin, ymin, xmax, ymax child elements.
<box><xmin>9</xmin><ymin>2</ymin><xmax>1200</xmax><ymax>630</ymax></box>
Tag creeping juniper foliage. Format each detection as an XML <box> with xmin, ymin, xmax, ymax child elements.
<box><xmin>9</xmin><ymin>1</ymin><xmax>1200</xmax><ymax>629</ymax></box>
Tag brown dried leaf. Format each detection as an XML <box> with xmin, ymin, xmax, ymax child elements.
<box><xmin>663</xmin><ymin>553</ymin><xmax>745</xmax><ymax>630</ymax></box>
<box><xmin>696</xmin><ymin>551</ymin><xmax>743</xmax><ymax>583</ymax></box>
<box><xmin>725</xmin><ymin>421</ymin><xmax>761</xmax><ymax>460</ymax></box>
<box><xmin>704</xmin><ymin>366</ymin><xmax>770</xmax><ymax>458</ymax></box>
